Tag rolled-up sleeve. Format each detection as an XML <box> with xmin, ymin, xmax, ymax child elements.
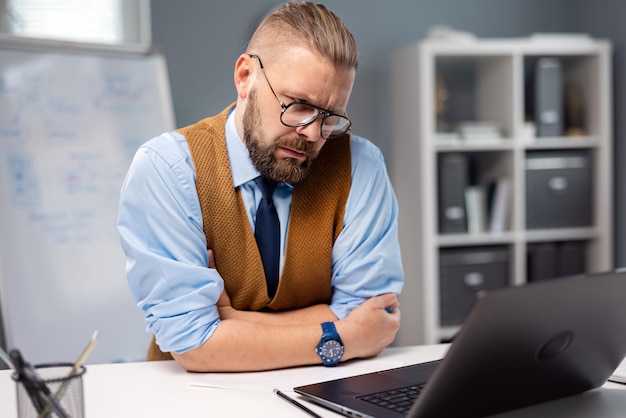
<box><xmin>329</xmin><ymin>136</ymin><xmax>405</xmax><ymax>319</ymax></box>
<box><xmin>117</xmin><ymin>132</ymin><xmax>223</xmax><ymax>354</ymax></box>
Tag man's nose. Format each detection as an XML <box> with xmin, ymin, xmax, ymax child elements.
<box><xmin>294</xmin><ymin>118</ymin><xmax>324</xmax><ymax>142</ymax></box>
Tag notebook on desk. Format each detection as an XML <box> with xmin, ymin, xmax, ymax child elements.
<box><xmin>295</xmin><ymin>270</ymin><xmax>626</xmax><ymax>418</ymax></box>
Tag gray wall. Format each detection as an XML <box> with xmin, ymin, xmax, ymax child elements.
<box><xmin>152</xmin><ymin>0</ymin><xmax>575</xmax><ymax>151</ymax></box>
<box><xmin>569</xmin><ymin>0</ymin><xmax>626</xmax><ymax>267</ymax></box>
<box><xmin>151</xmin><ymin>1</ymin><xmax>625</xmax><ymax>265</ymax></box>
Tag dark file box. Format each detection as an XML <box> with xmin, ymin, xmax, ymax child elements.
<box><xmin>439</xmin><ymin>246</ymin><xmax>509</xmax><ymax>326</ymax></box>
<box><xmin>559</xmin><ymin>241</ymin><xmax>587</xmax><ymax>276</ymax></box>
<box><xmin>525</xmin><ymin>150</ymin><xmax>592</xmax><ymax>229</ymax></box>
<box><xmin>438</xmin><ymin>152</ymin><xmax>469</xmax><ymax>234</ymax></box>
<box><xmin>526</xmin><ymin>242</ymin><xmax>558</xmax><ymax>281</ymax></box>
<box><xmin>527</xmin><ymin>241</ymin><xmax>586</xmax><ymax>282</ymax></box>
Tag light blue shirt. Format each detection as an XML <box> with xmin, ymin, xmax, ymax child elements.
<box><xmin>117</xmin><ymin>110</ymin><xmax>404</xmax><ymax>354</ymax></box>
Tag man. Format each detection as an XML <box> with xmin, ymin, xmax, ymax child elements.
<box><xmin>117</xmin><ymin>1</ymin><xmax>403</xmax><ymax>372</ymax></box>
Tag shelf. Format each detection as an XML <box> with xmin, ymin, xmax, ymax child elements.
<box><xmin>391</xmin><ymin>36</ymin><xmax>612</xmax><ymax>346</ymax></box>
<box><xmin>435</xmin><ymin>139</ymin><xmax>515</xmax><ymax>152</ymax></box>
<box><xmin>523</xmin><ymin>136</ymin><xmax>599</xmax><ymax>149</ymax></box>
<box><xmin>524</xmin><ymin>227</ymin><xmax>598</xmax><ymax>242</ymax></box>
<box><xmin>438</xmin><ymin>232</ymin><xmax>515</xmax><ymax>247</ymax></box>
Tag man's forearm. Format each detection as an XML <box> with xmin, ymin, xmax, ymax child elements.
<box><xmin>218</xmin><ymin>303</ymin><xmax>338</xmax><ymax>326</ymax></box>
<box><xmin>172</xmin><ymin>319</ymin><xmax>324</xmax><ymax>372</ymax></box>
<box><xmin>172</xmin><ymin>293</ymin><xmax>400</xmax><ymax>373</ymax></box>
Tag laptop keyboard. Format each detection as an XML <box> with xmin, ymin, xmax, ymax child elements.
<box><xmin>357</xmin><ymin>384</ymin><xmax>424</xmax><ymax>414</ymax></box>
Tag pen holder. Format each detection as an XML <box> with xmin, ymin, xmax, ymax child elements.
<box><xmin>12</xmin><ymin>362</ymin><xmax>86</xmax><ymax>418</ymax></box>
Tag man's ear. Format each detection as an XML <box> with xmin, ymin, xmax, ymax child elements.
<box><xmin>234</xmin><ymin>54</ymin><xmax>252</xmax><ymax>99</ymax></box>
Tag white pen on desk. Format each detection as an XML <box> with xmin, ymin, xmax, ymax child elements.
<box><xmin>274</xmin><ymin>388</ymin><xmax>322</xmax><ymax>418</ymax></box>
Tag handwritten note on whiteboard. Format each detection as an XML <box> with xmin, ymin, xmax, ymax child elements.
<box><xmin>0</xmin><ymin>45</ymin><xmax>175</xmax><ymax>364</ymax></box>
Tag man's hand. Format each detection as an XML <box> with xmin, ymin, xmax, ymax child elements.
<box><xmin>336</xmin><ymin>293</ymin><xmax>401</xmax><ymax>360</ymax></box>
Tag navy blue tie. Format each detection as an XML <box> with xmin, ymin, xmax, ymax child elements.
<box><xmin>254</xmin><ymin>177</ymin><xmax>280</xmax><ymax>298</ymax></box>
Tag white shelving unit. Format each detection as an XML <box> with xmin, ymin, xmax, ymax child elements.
<box><xmin>390</xmin><ymin>36</ymin><xmax>613</xmax><ymax>345</ymax></box>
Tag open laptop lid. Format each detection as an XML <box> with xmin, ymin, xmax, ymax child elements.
<box><xmin>408</xmin><ymin>270</ymin><xmax>626</xmax><ymax>417</ymax></box>
<box><xmin>296</xmin><ymin>271</ymin><xmax>626</xmax><ymax>418</ymax></box>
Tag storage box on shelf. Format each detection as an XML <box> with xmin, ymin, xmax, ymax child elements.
<box><xmin>390</xmin><ymin>35</ymin><xmax>612</xmax><ymax>345</ymax></box>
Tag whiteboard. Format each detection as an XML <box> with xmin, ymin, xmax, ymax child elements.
<box><xmin>0</xmin><ymin>41</ymin><xmax>175</xmax><ymax>364</ymax></box>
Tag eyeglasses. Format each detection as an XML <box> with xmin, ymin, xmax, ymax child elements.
<box><xmin>247</xmin><ymin>53</ymin><xmax>351</xmax><ymax>140</ymax></box>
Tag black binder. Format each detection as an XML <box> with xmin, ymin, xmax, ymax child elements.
<box><xmin>535</xmin><ymin>57</ymin><xmax>563</xmax><ymax>137</ymax></box>
<box><xmin>438</xmin><ymin>152</ymin><xmax>468</xmax><ymax>234</ymax></box>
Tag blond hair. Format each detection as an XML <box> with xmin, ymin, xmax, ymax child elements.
<box><xmin>247</xmin><ymin>1</ymin><xmax>358</xmax><ymax>70</ymax></box>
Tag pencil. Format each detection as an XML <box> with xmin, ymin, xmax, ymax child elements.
<box><xmin>38</xmin><ymin>330</ymin><xmax>99</xmax><ymax>418</ymax></box>
<box><xmin>273</xmin><ymin>388</ymin><xmax>322</xmax><ymax>418</ymax></box>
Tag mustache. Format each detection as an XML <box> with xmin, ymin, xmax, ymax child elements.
<box><xmin>274</xmin><ymin>136</ymin><xmax>318</xmax><ymax>157</ymax></box>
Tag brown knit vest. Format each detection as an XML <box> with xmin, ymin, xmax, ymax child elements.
<box><xmin>147</xmin><ymin>104</ymin><xmax>352</xmax><ymax>361</ymax></box>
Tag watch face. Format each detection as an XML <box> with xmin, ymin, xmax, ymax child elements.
<box><xmin>321</xmin><ymin>339</ymin><xmax>343</xmax><ymax>360</ymax></box>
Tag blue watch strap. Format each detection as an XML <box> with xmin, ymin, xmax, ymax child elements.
<box><xmin>321</xmin><ymin>322</ymin><xmax>340</xmax><ymax>342</ymax></box>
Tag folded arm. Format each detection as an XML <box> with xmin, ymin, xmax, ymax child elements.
<box><xmin>172</xmin><ymin>291</ymin><xmax>400</xmax><ymax>372</ymax></box>
<box><xmin>170</xmin><ymin>252</ymin><xmax>400</xmax><ymax>372</ymax></box>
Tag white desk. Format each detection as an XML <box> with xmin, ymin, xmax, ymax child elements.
<box><xmin>2</xmin><ymin>345</ymin><xmax>626</xmax><ymax>417</ymax></box>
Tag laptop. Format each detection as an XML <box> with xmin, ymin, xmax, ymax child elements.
<box><xmin>295</xmin><ymin>270</ymin><xmax>626</xmax><ymax>418</ymax></box>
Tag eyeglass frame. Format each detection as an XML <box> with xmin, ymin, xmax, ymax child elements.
<box><xmin>247</xmin><ymin>53</ymin><xmax>352</xmax><ymax>140</ymax></box>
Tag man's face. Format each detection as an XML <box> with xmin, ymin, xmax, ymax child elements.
<box><xmin>241</xmin><ymin>47</ymin><xmax>355</xmax><ymax>183</ymax></box>
<box><xmin>243</xmin><ymin>87</ymin><xmax>318</xmax><ymax>183</ymax></box>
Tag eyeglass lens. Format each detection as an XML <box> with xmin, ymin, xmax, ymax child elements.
<box><xmin>281</xmin><ymin>102</ymin><xmax>350</xmax><ymax>139</ymax></box>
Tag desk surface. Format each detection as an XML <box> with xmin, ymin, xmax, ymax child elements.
<box><xmin>2</xmin><ymin>344</ymin><xmax>626</xmax><ymax>418</ymax></box>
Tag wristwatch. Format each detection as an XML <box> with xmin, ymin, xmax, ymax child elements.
<box><xmin>316</xmin><ymin>322</ymin><xmax>344</xmax><ymax>366</ymax></box>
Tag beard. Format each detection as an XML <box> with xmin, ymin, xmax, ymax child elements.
<box><xmin>242</xmin><ymin>89</ymin><xmax>319</xmax><ymax>183</ymax></box>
